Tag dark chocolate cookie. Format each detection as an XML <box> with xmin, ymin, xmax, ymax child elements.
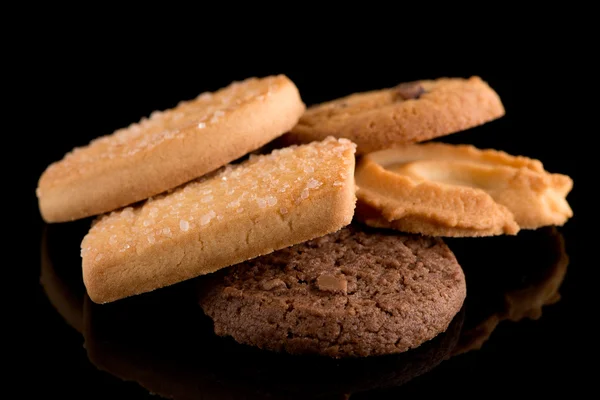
<box><xmin>198</xmin><ymin>225</ymin><xmax>466</xmax><ymax>357</ymax></box>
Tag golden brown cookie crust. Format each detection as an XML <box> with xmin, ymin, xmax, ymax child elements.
<box><xmin>284</xmin><ymin>76</ymin><xmax>505</xmax><ymax>154</ymax></box>
<box><xmin>354</xmin><ymin>143</ymin><xmax>573</xmax><ymax>237</ymax></box>
<box><xmin>37</xmin><ymin>75</ymin><xmax>306</xmax><ymax>223</ymax></box>
<box><xmin>82</xmin><ymin>137</ymin><xmax>357</xmax><ymax>304</ymax></box>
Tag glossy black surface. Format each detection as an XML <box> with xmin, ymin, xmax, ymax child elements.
<box><xmin>22</xmin><ymin>50</ymin><xmax>580</xmax><ymax>398</ymax></box>
<box><xmin>37</xmin><ymin>221</ymin><xmax>574</xmax><ymax>399</ymax></box>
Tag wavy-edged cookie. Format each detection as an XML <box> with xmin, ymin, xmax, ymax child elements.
<box><xmin>37</xmin><ymin>75</ymin><xmax>305</xmax><ymax>222</ymax></box>
<box><xmin>284</xmin><ymin>76</ymin><xmax>504</xmax><ymax>154</ymax></box>
<box><xmin>354</xmin><ymin>143</ymin><xmax>573</xmax><ymax>237</ymax></box>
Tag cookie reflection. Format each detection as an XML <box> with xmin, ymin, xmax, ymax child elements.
<box><xmin>40</xmin><ymin>221</ymin><xmax>92</xmax><ymax>334</ymax></box>
<box><xmin>83</xmin><ymin>283</ymin><xmax>463</xmax><ymax>399</ymax></box>
<box><xmin>40</xmin><ymin>224</ymin><xmax>567</xmax><ymax>399</ymax></box>
<box><xmin>445</xmin><ymin>226</ymin><xmax>568</xmax><ymax>355</ymax></box>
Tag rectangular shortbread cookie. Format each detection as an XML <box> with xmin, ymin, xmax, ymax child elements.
<box><xmin>81</xmin><ymin>137</ymin><xmax>357</xmax><ymax>303</ymax></box>
<box><xmin>38</xmin><ymin>75</ymin><xmax>305</xmax><ymax>222</ymax></box>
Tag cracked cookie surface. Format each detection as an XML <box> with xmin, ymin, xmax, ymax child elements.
<box><xmin>283</xmin><ymin>76</ymin><xmax>504</xmax><ymax>154</ymax></box>
<box><xmin>198</xmin><ymin>224</ymin><xmax>466</xmax><ymax>358</ymax></box>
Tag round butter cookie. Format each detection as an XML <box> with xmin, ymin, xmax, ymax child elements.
<box><xmin>284</xmin><ymin>76</ymin><xmax>504</xmax><ymax>154</ymax></box>
<box><xmin>37</xmin><ymin>75</ymin><xmax>305</xmax><ymax>222</ymax></box>
<box><xmin>198</xmin><ymin>224</ymin><xmax>466</xmax><ymax>358</ymax></box>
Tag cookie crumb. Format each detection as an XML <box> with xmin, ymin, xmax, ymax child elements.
<box><xmin>261</xmin><ymin>278</ymin><xmax>287</xmax><ymax>291</ymax></box>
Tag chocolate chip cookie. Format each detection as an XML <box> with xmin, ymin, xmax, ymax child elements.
<box><xmin>198</xmin><ymin>225</ymin><xmax>466</xmax><ymax>357</ymax></box>
<box><xmin>284</xmin><ymin>76</ymin><xmax>504</xmax><ymax>154</ymax></box>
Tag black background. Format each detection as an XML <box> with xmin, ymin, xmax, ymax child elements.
<box><xmin>18</xmin><ymin>37</ymin><xmax>582</xmax><ymax>399</ymax></box>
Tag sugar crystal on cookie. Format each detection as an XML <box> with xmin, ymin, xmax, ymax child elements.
<box><xmin>307</xmin><ymin>178</ymin><xmax>322</xmax><ymax>189</ymax></box>
<box><xmin>266</xmin><ymin>196</ymin><xmax>277</xmax><ymax>206</ymax></box>
<box><xmin>179</xmin><ymin>220</ymin><xmax>190</xmax><ymax>232</ymax></box>
<box><xmin>299</xmin><ymin>188</ymin><xmax>309</xmax><ymax>201</ymax></box>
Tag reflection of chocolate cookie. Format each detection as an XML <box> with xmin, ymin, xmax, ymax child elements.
<box><xmin>284</xmin><ymin>76</ymin><xmax>504</xmax><ymax>154</ymax></box>
<box><xmin>198</xmin><ymin>225</ymin><xmax>466</xmax><ymax>357</ymax></box>
<box><xmin>84</xmin><ymin>284</ymin><xmax>464</xmax><ymax>400</ymax></box>
<box><xmin>41</xmin><ymin>220</ymin><xmax>464</xmax><ymax>399</ymax></box>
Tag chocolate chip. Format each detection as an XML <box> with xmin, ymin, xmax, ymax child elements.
<box><xmin>394</xmin><ymin>82</ymin><xmax>426</xmax><ymax>100</ymax></box>
<box><xmin>316</xmin><ymin>273</ymin><xmax>348</xmax><ymax>294</ymax></box>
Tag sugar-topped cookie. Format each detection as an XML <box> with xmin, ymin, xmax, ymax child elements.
<box><xmin>81</xmin><ymin>137</ymin><xmax>357</xmax><ymax>303</ymax></box>
<box><xmin>37</xmin><ymin>75</ymin><xmax>305</xmax><ymax>222</ymax></box>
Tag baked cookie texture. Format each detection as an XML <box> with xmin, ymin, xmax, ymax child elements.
<box><xmin>37</xmin><ymin>75</ymin><xmax>305</xmax><ymax>223</ymax></box>
<box><xmin>198</xmin><ymin>225</ymin><xmax>466</xmax><ymax>358</ymax></box>
<box><xmin>354</xmin><ymin>143</ymin><xmax>573</xmax><ymax>237</ymax></box>
<box><xmin>284</xmin><ymin>76</ymin><xmax>504</xmax><ymax>154</ymax></box>
<box><xmin>81</xmin><ymin>137</ymin><xmax>357</xmax><ymax>304</ymax></box>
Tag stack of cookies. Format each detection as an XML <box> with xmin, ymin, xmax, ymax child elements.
<box><xmin>36</xmin><ymin>74</ymin><xmax>573</xmax><ymax>358</ymax></box>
